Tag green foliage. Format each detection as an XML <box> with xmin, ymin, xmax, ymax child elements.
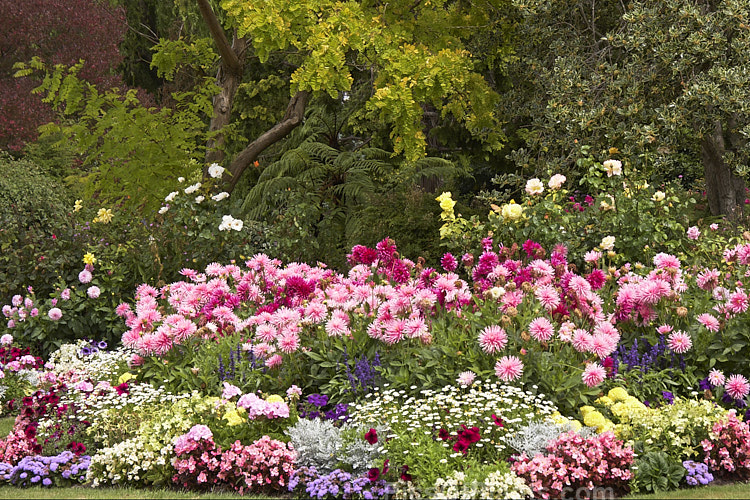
<box><xmin>14</xmin><ymin>57</ymin><xmax>217</xmax><ymax>213</ymax></box>
<box><xmin>631</xmin><ymin>451</ymin><xmax>686</xmax><ymax>494</ymax></box>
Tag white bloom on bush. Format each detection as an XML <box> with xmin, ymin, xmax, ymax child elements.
<box><xmin>158</xmin><ymin>206</ymin><xmax>169</xmax><ymax>214</ymax></box>
<box><xmin>194</xmin><ymin>195</ymin><xmax>204</xmax><ymax>204</ymax></box>
<box><xmin>230</xmin><ymin>218</ymin><xmax>244</xmax><ymax>231</ymax></box>
<box><xmin>600</xmin><ymin>236</ymin><xmax>615</xmax><ymax>251</ymax></box>
<box><xmin>164</xmin><ymin>191</ymin><xmax>178</xmax><ymax>202</ymax></box>
<box><xmin>652</xmin><ymin>190</ymin><xmax>665</xmax><ymax>202</ymax></box>
<box><xmin>208</xmin><ymin>163</ymin><xmax>225</xmax><ymax>178</ymax></box>
<box><xmin>87</xmin><ymin>286</ymin><xmax>101</xmax><ymax>299</ymax></box>
<box><xmin>548</xmin><ymin>174</ymin><xmax>566</xmax><ymax>190</ymax></box>
<box><xmin>177</xmin><ymin>177</ymin><xmax>185</xmax><ymax>183</ymax></box>
<box><xmin>184</xmin><ymin>182</ymin><xmax>201</xmax><ymax>194</ymax></box>
<box><xmin>525</xmin><ymin>178</ymin><xmax>544</xmax><ymax>196</ymax></box>
<box><xmin>603</xmin><ymin>159</ymin><xmax>622</xmax><ymax>177</ymax></box>
<box><xmin>212</xmin><ymin>192</ymin><xmax>229</xmax><ymax>202</ymax></box>
<box><xmin>48</xmin><ymin>308</ymin><xmax>62</xmax><ymax>321</ymax></box>
<box><xmin>0</xmin><ymin>334</ymin><xmax>12</xmax><ymax>345</ymax></box>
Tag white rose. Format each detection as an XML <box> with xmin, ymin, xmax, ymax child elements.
<box><xmin>525</xmin><ymin>178</ymin><xmax>544</xmax><ymax>196</ymax></box>
<box><xmin>208</xmin><ymin>163</ymin><xmax>225</xmax><ymax>178</ymax></box>
<box><xmin>164</xmin><ymin>191</ymin><xmax>178</xmax><ymax>202</ymax></box>
<box><xmin>600</xmin><ymin>236</ymin><xmax>616</xmax><ymax>251</ymax></box>
<box><xmin>548</xmin><ymin>174</ymin><xmax>566</xmax><ymax>190</ymax></box>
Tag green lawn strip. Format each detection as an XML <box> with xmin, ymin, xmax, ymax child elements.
<box><xmin>0</xmin><ymin>485</ymin><xmax>277</xmax><ymax>499</ymax></box>
<box><xmin>625</xmin><ymin>481</ymin><xmax>750</xmax><ymax>499</ymax></box>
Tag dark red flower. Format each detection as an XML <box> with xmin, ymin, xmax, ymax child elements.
<box><xmin>400</xmin><ymin>465</ymin><xmax>412</xmax><ymax>482</ymax></box>
<box><xmin>452</xmin><ymin>438</ymin><xmax>470</xmax><ymax>454</ymax></box>
<box><xmin>364</xmin><ymin>428</ymin><xmax>378</xmax><ymax>444</ymax></box>
<box><xmin>438</xmin><ymin>428</ymin><xmax>451</xmax><ymax>441</ymax></box>
<box><xmin>367</xmin><ymin>467</ymin><xmax>381</xmax><ymax>482</ymax></box>
<box><xmin>115</xmin><ymin>382</ymin><xmax>130</xmax><ymax>395</ymax></box>
<box><xmin>491</xmin><ymin>414</ymin><xmax>504</xmax><ymax>427</ymax></box>
<box><xmin>382</xmin><ymin>459</ymin><xmax>389</xmax><ymax>475</ymax></box>
<box><xmin>67</xmin><ymin>441</ymin><xmax>86</xmax><ymax>456</ymax></box>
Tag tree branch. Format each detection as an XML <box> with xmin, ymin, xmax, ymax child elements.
<box><xmin>197</xmin><ymin>0</ymin><xmax>242</xmax><ymax>74</ymax></box>
<box><xmin>225</xmin><ymin>91</ymin><xmax>310</xmax><ymax>192</ymax></box>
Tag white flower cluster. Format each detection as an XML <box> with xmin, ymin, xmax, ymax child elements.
<box><xmin>348</xmin><ymin>382</ymin><xmax>557</xmax><ymax>456</ymax></box>
<box><xmin>86</xmin><ymin>437</ymin><xmax>171</xmax><ymax>487</ymax></box>
<box><xmin>430</xmin><ymin>470</ymin><xmax>533</xmax><ymax>499</ymax></box>
<box><xmin>46</xmin><ymin>342</ymin><xmax>136</xmax><ymax>384</ymax></box>
<box><xmin>218</xmin><ymin>214</ymin><xmax>243</xmax><ymax>231</ymax></box>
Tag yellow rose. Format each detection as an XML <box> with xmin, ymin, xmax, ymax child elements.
<box><xmin>435</xmin><ymin>192</ymin><xmax>456</xmax><ymax>212</ymax></box>
<box><xmin>501</xmin><ymin>201</ymin><xmax>524</xmax><ymax>221</ymax></box>
<box><xmin>608</xmin><ymin>387</ymin><xmax>629</xmax><ymax>402</ymax></box>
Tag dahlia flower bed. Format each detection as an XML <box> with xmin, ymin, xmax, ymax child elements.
<box><xmin>3</xmin><ymin>173</ymin><xmax>750</xmax><ymax>497</ymax></box>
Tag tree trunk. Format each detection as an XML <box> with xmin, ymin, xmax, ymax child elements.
<box><xmin>702</xmin><ymin>120</ymin><xmax>745</xmax><ymax>219</ymax></box>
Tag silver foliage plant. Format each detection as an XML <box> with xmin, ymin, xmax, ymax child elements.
<box><xmin>506</xmin><ymin>419</ymin><xmax>596</xmax><ymax>457</ymax></box>
<box><xmin>286</xmin><ymin>418</ymin><xmax>386</xmax><ymax>474</ymax></box>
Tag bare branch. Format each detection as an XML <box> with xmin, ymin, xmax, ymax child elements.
<box><xmin>197</xmin><ymin>0</ymin><xmax>242</xmax><ymax>74</ymax></box>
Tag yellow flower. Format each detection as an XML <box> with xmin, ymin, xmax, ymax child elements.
<box><xmin>583</xmin><ymin>410</ymin><xmax>606</xmax><ymax>429</ymax></box>
<box><xmin>118</xmin><ymin>372</ymin><xmax>135</xmax><ymax>385</ymax></box>
<box><xmin>223</xmin><ymin>410</ymin><xmax>245</xmax><ymax>426</ymax></box>
<box><xmin>608</xmin><ymin>387</ymin><xmax>629</xmax><ymax>402</ymax></box>
<box><xmin>501</xmin><ymin>200</ymin><xmax>524</xmax><ymax>221</ymax></box>
<box><xmin>83</xmin><ymin>252</ymin><xmax>96</xmax><ymax>265</ymax></box>
<box><xmin>595</xmin><ymin>396</ymin><xmax>614</xmax><ymax>406</ymax></box>
<box><xmin>93</xmin><ymin>208</ymin><xmax>113</xmax><ymax>224</ymax></box>
<box><xmin>266</xmin><ymin>394</ymin><xmax>284</xmax><ymax>403</ymax></box>
<box><xmin>73</xmin><ymin>200</ymin><xmax>82</xmax><ymax>212</ymax></box>
<box><xmin>435</xmin><ymin>192</ymin><xmax>456</xmax><ymax>212</ymax></box>
<box><xmin>580</xmin><ymin>405</ymin><xmax>596</xmax><ymax>417</ymax></box>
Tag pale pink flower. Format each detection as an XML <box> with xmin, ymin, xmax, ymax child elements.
<box><xmin>78</xmin><ymin>269</ymin><xmax>93</xmax><ymax>283</ymax></box>
<box><xmin>266</xmin><ymin>354</ymin><xmax>283</xmax><ymax>368</ymax></box>
<box><xmin>278</xmin><ymin>331</ymin><xmax>300</xmax><ymax>353</ymax></box>
<box><xmin>584</xmin><ymin>250</ymin><xmax>602</xmax><ymax>263</ymax></box>
<box><xmin>697</xmin><ymin>269</ymin><xmax>720</xmax><ymax>290</ymax></box>
<box><xmin>255</xmin><ymin>324</ymin><xmax>278</xmax><ymax>342</ymax></box>
<box><xmin>708</xmin><ymin>369</ymin><xmax>726</xmax><ymax>387</ymax></box>
<box><xmin>479</xmin><ymin>325</ymin><xmax>508</xmax><ymax>354</ymax></box>
<box><xmin>74</xmin><ymin>381</ymin><xmax>94</xmax><ymax>392</ymax></box>
<box><xmin>727</xmin><ymin>290</ymin><xmax>749</xmax><ymax>314</ymax></box>
<box><xmin>87</xmin><ymin>286</ymin><xmax>101</xmax><ymax>299</ymax></box>
<box><xmin>286</xmin><ymin>385</ymin><xmax>302</xmax><ymax>398</ymax></box>
<box><xmin>457</xmin><ymin>371</ymin><xmax>476</xmax><ymax>386</ymax></box>
<box><xmin>667</xmin><ymin>331</ymin><xmax>692</xmax><ymax>353</ymax></box>
<box><xmin>582</xmin><ymin>363</ymin><xmax>606</xmax><ymax>387</ymax></box>
<box><xmin>572</xmin><ymin>329</ymin><xmax>593</xmax><ymax>352</ymax></box>
<box><xmin>0</xmin><ymin>334</ymin><xmax>12</xmax><ymax>345</ymax></box>
<box><xmin>687</xmin><ymin>226</ymin><xmax>700</xmax><ymax>240</ymax></box>
<box><xmin>535</xmin><ymin>285</ymin><xmax>561</xmax><ymax>311</ymax></box>
<box><xmin>529</xmin><ymin>317</ymin><xmax>554</xmax><ymax>342</ymax></box>
<box><xmin>653</xmin><ymin>253</ymin><xmax>681</xmax><ymax>270</ymax></box>
<box><xmin>725</xmin><ymin>374</ymin><xmax>750</xmax><ymax>400</ymax></box>
<box><xmin>697</xmin><ymin>313</ymin><xmax>720</xmax><ymax>332</ymax></box>
<box><xmin>495</xmin><ymin>356</ymin><xmax>524</xmax><ymax>382</ymax></box>
<box><xmin>656</xmin><ymin>324</ymin><xmax>673</xmax><ymax>335</ymax></box>
<box><xmin>222</xmin><ymin>382</ymin><xmax>242</xmax><ymax>400</ymax></box>
<box><xmin>325</xmin><ymin>316</ymin><xmax>350</xmax><ymax>337</ymax></box>
<box><xmin>710</xmin><ymin>223</ymin><xmax>719</xmax><ymax>230</ymax></box>
<box><xmin>48</xmin><ymin>307</ymin><xmax>62</xmax><ymax>321</ymax></box>
<box><xmin>11</xmin><ymin>295</ymin><xmax>22</xmax><ymax>307</ymax></box>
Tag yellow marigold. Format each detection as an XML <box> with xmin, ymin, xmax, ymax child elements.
<box><xmin>580</xmin><ymin>405</ymin><xmax>596</xmax><ymax>417</ymax></box>
<box><xmin>608</xmin><ymin>387</ymin><xmax>629</xmax><ymax>402</ymax></box>
<box><xmin>569</xmin><ymin>419</ymin><xmax>583</xmax><ymax>431</ymax></box>
<box><xmin>596</xmin><ymin>396</ymin><xmax>614</xmax><ymax>407</ymax></box>
<box><xmin>583</xmin><ymin>410</ymin><xmax>606</xmax><ymax>429</ymax></box>
<box><xmin>266</xmin><ymin>394</ymin><xmax>284</xmax><ymax>403</ymax></box>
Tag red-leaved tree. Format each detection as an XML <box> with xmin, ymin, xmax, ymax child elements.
<box><xmin>0</xmin><ymin>0</ymin><xmax>127</xmax><ymax>151</ymax></box>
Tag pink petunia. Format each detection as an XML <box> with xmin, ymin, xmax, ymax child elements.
<box><xmin>582</xmin><ymin>363</ymin><xmax>606</xmax><ymax>387</ymax></box>
<box><xmin>725</xmin><ymin>374</ymin><xmax>750</xmax><ymax>400</ymax></box>
<box><xmin>479</xmin><ymin>325</ymin><xmax>508</xmax><ymax>354</ymax></box>
<box><xmin>495</xmin><ymin>356</ymin><xmax>524</xmax><ymax>382</ymax></box>
<box><xmin>667</xmin><ymin>331</ymin><xmax>692</xmax><ymax>353</ymax></box>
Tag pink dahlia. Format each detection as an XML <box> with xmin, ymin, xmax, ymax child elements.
<box><xmin>495</xmin><ymin>356</ymin><xmax>524</xmax><ymax>382</ymax></box>
<box><xmin>667</xmin><ymin>331</ymin><xmax>692</xmax><ymax>353</ymax></box>
<box><xmin>725</xmin><ymin>374</ymin><xmax>750</xmax><ymax>400</ymax></box>
<box><xmin>48</xmin><ymin>307</ymin><xmax>62</xmax><ymax>321</ymax></box>
<box><xmin>582</xmin><ymin>362</ymin><xmax>606</xmax><ymax>387</ymax></box>
<box><xmin>707</xmin><ymin>368</ymin><xmax>725</xmax><ymax>387</ymax></box>
<box><xmin>697</xmin><ymin>313</ymin><xmax>720</xmax><ymax>332</ymax></box>
<box><xmin>479</xmin><ymin>325</ymin><xmax>508</xmax><ymax>354</ymax></box>
<box><xmin>457</xmin><ymin>371</ymin><xmax>476</xmax><ymax>386</ymax></box>
<box><xmin>441</xmin><ymin>253</ymin><xmax>458</xmax><ymax>272</ymax></box>
<box><xmin>78</xmin><ymin>269</ymin><xmax>93</xmax><ymax>284</ymax></box>
<box><xmin>528</xmin><ymin>317</ymin><xmax>554</xmax><ymax>342</ymax></box>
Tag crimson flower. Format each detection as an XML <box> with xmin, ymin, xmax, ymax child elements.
<box><xmin>367</xmin><ymin>467</ymin><xmax>380</xmax><ymax>482</ymax></box>
<box><xmin>364</xmin><ymin>428</ymin><xmax>378</xmax><ymax>444</ymax></box>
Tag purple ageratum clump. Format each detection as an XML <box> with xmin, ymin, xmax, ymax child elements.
<box><xmin>683</xmin><ymin>460</ymin><xmax>714</xmax><ymax>486</ymax></box>
<box><xmin>289</xmin><ymin>467</ymin><xmax>394</xmax><ymax>499</ymax></box>
<box><xmin>4</xmin><ymin>451</ymin><xmax>91</xmax><ymax>487</ymax></box>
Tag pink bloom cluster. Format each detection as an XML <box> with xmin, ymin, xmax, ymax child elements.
<box><xmin>236</xmin><ymin>393</ymin><xmax>290</xmax><ymax>420</ymax></box>
<box><xmin>511</xmin><ymin>431</ymin><xmax>634</xmax><ymax>499</ymax></box>
<box><xmin>172</xmin><ymin>427</ymin><xmax>296</xmax><ymax>494</ymax></box>
<box><xmin>120</xmin><ymin>240</ymin><xmax>472</xmax><ymax>357</ymax></box>
<box><xmin>701</xmin><ymin>412</ymin><xmax>750</xmax><ymax>480</ymax></box>
<box><xmin>1</xmin><ymin>294</ymin><xmax>39</xmax><ymax>329</ymax></box>
<box><xmin>615</xmin><ymin>253</ymin><xmax>686</xmax><ymax>325</ymax></box>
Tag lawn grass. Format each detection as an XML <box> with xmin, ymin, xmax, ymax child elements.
<box><xmin>0</xmin><ymin>485</ymin><xmax>272</xmax><ymax>499</ymax></box>
<box><xmin>624</xmin><ymin>481</ymin><xmax>750</xmax><ymax>499</ymax></box>
<box><xmin>0</xmin><ymin>416</ymin><xmax>14</xmax><ymax>438</ymax></box>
